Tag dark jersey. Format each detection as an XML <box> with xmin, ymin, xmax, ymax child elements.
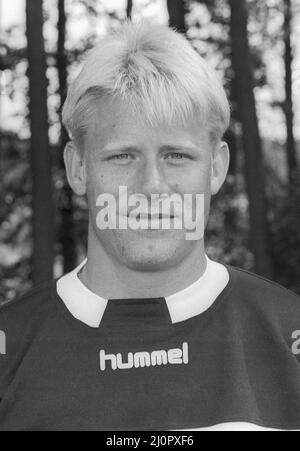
<box><xmin>0</xmin><ymin>265</ymin><xmax>300</xmax><ymax>431</ymax></box>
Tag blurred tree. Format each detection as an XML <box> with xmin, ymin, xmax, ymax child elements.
<box><xmin>268</xmin><ymin>0</ymin><xmax>300</xmax><ymax>294</ymax></box>
<box><xmin>26</xmin><ymin>0</ymin><xmax>54</xmax><ymax>283</ymax></box>
<box><xmin>0</xmin><ymin>132</ymin><xmax>32</xmax><ymax>304</ymax></box>
<box><xmin>283</xmin><ymin>0</ymin><xmax>298</xmax><ymax>188</ymax></box>
<box><xmin>167</xmin><ymin>0</ymin><xmax>187</xmax><ymax>33</ymax></box>
<box><xmin>57</xmin><ymin>0</ymin><xmax>77</xmax><ymax>272</ymax></box>
<box><xmin>228</xmin><ymin>0</ymin><xmax>273</xmax><ymax>278</ymax></box>
<box><xmin>127</xmin><ymin>0</ymin><xmax>133</xmax><ymax>19</ymax></box>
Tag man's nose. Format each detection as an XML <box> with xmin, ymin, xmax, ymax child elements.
<box><xmin>136</xmin><ymin>158</ymin><xmax>170</xmax><ymax>196</ymax></box>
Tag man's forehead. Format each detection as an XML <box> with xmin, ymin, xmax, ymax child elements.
<box><xmin>87</xmin><ymin>103</ymin><xmax>210</xmax><ymax>150</ymax></box>
<box><xmin>87</xmin><ymin>125</ymin><xmax>210</xmax><ymax>155</ymax></box>
<box><xmin>87</xmin><ymin>91</ymin><xmax>206</xmax><ymax>131</ymax></box>
<box><xmin>95</xmin><ymin>142</ymin><xmax>203</xmax><ymax>154</ymax></box>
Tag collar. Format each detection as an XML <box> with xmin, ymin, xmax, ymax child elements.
<box><xmin>56</xmin><ymin>256</ymin><xmax>229</xmax><ymax>328</ymax></box>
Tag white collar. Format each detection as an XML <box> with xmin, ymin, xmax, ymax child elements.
<box><xmin>56</xmin><ymin>256</ymin><xmax>229</xmax><ymax>328</ymax></box>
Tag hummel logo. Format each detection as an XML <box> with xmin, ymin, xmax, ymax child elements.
<box><xmin>99</xmin><ymin>342</ymin><xmax>189</xmax><ymax>371</ymax></box>
<box><xmin>0</xmin><ymin>330</ymin><xmax>6</xmax><ymax>355</ymax></box>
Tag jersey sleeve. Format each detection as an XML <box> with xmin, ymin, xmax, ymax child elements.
<box><xmin>0</xmin><ymin>300</ymin><xmax>27</xmax><ymax>403</ymax></box>
<box><xmin>0</xmin><ymin>281</ymin><xmax>55</xmax><ymax>407</ymax></box>
<box><xmin>0</xmin><ymin>305</ymin><xmax>11</xmax><ymax>402</ymax></box>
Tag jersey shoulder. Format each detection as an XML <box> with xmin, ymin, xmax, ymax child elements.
<box><xmin>0</xmin><ymin>279</ymin><xmax>57</xmax><ymax>336</ymax></box>
<box><xmin>227</xmin><ymin>265</ymin><xmax>300</xmax><ymax>324</ymax></box>
<box><xmin>0</xmin><ymin>280</ymin><xmax>57</xmax><ymax>385</ymax></box>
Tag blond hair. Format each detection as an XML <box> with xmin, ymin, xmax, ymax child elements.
<box><xmin>62</xmin><ymin>21</ymin><xmax>230</xmax><ymax>150</ymax></box>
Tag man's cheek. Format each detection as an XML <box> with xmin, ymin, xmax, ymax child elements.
<box><xmin>184</xmin><ymin>168</ymin><xmax>210</xmax><ymax>194</ymax></box>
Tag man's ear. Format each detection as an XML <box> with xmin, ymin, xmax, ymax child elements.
<box><xmin>63</xmin><ymin>141</ymin><xmax>87</xmax><ymax>196</ymax></box>
<box><xmin>210</xmin><ymin>141</ymin><xmax>230</xmax><ymax>196</ymax></box>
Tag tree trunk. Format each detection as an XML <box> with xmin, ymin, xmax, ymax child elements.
<box><xmin>283</xmin><ymin>0</ymin><xmax>298</xmax><ymax>187</ymax></box>
<box><xmin>229</xmin><ymin>0</ymin><xmax>273</xmax><ymax>278</ymax></box>
<box><xmin>167</xmin><ymin>0</ymin><xmax>187</xmax><ymax>34</ymax></box>
<box><xmin>126</xmin><ymin>0</ymin><xmax>133</xmax><ymax>19</ymax></box>
<box><xmin>26</xmin><ymin>0</ymin><xmax>54</xmax><ymax>283</ymax></box>
<box><xmin>57</xmin><ymin>0</ymin><xmax>77</xmax><ymax>273</ymax></box>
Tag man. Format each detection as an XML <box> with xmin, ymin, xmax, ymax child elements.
<box><xmin>0</xmin><ymin>21</ymin><xmax>300</xmax><ymax>431</ymax></box>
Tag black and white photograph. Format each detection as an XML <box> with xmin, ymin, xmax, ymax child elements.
<box><xmin>0</xmin><ymin>0</ymin><xmax>300</xmax><ymax>433</ymax></box>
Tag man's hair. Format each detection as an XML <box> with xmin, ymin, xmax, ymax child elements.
<box><xmin>62</xmin><ymin>21</ymin><xmax>230</xmax><ymax>151</ymax></box>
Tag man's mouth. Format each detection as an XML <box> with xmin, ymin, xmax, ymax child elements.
<box><xmin>134</xmin><ymin>213</ymin><xmax>175</xmax><ymax>220</ymax></box>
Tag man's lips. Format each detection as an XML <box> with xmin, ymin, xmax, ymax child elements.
<box><xmin>134</xmin><ymin>213</ymin><xmax>175</xmax><ymax>220</ymax></box>
<box><xmin>118</xmin><ymin>213</ymin><xmax>176</xmax><ymax>220</ymax></box>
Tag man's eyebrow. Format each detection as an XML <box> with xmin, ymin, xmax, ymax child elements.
<box><xmin>100</xmin><ymin>145</ymin><xmax>140</xmax><ymax>153</ymax></box>
<box><xmin>100</xmin><ymin>144</ymin><xmax>199</xmax><ymax>153</ymax></box>
<box><xmin>160</xmin><ymin>144</ymin><xmax>199</xmax><ymax>152</ymax></box>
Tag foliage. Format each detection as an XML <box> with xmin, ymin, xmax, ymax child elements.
<box><xmin>0</xmin><ymin>0</ymin><xmax>299</xmax><ymax>303</ymax></box>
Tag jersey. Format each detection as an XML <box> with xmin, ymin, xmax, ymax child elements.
<box><xmin>0</xmin><ymin>265</ymin><xmax>300</xmax><ymax>431</ymax></box>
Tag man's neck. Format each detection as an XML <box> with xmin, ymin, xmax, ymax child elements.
<box><xmin>80</xmin><ymin>228</ymin><xmax>207</xmax><ymax>300</ymax></box>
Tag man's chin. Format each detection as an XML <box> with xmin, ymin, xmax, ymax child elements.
<box><xmin>115</xmin><ymin>236</ymin><xmax>189</xmax><ymax>271</ymax></box>
<box><xmin>120</xmin><ymin>254</ymin><xmax>177</xmax><ymax>271</ymax></box>
<box><xmin>95</xmin><ymin>228</ymin><xmax>196</xmax><ymax>270</ymax></box>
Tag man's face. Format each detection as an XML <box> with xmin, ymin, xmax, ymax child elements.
<box><xmin>82</xmin><ymin>95</ymin><xmax>219</xmax><ymax>271</ymax></box>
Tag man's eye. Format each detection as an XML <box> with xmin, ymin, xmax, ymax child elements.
<box><xmin>165</xmin><ymin>152</ymin><xmax>188</xmax><ymax>160</ymax></box>
<box><xmin>109</xmin><ymin>154</ymin><xmax>133</xmax><ymax>162</ymax></box>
